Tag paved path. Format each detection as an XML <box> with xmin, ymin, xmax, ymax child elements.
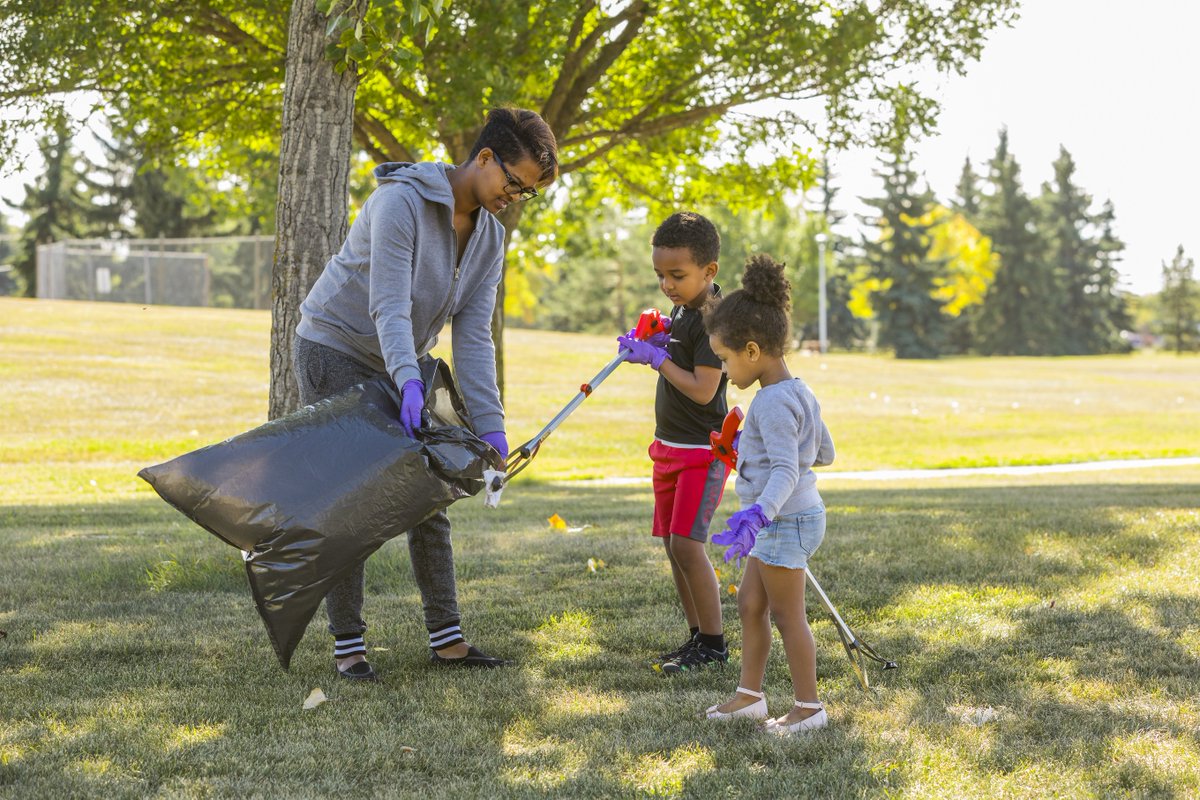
<box><xmin>559</xmin><ymin>456</ymin><xmax>1200</xmax><ymax>486</ymax></box>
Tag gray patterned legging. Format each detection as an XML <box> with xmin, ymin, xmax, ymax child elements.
<box><xmin>292</xmin><ymin>335</ymin><xmax>462</xmax><ymax>640</ymax></box>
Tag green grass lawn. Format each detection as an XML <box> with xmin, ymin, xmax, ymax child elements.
<box><xmin>2</xmin><ymin>298</ymin><xmax>1199</xmax><ymax>798</ymax></box>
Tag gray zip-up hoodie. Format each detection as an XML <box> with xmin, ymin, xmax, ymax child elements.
<box><xmin>297</xmin><ymin>161</ymin><xmax>505</xmax><ymax>435</ymax></box>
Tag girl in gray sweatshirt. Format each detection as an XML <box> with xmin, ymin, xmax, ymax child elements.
<box><xmin>700</xmin><ymin>254</ymin><xmax>835</xmax><ymax>734</ymax></box>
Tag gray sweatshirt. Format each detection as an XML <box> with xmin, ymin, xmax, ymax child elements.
<box><xmin>735</xmin><ymin>378</ymin><xmax>835</xmax><ymax>519</ymax></box>
<box><xmin>296</xmin><ymin>161</ymin><xmax>505</xmax><ymax>435</ymax></box>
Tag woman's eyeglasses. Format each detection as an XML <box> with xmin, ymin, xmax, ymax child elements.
<box><xmin>493</xmin><ymin>153</ymin><xmax>539</xmax><ymax>202</ymax></box>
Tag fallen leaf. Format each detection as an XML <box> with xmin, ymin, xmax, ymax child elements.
<box><xmin>399</xmin><ymin>746</ymin><xmax>416</xmax><ymax>753</ymax></box>
<box><xmin>549</xmin><ymin>513</ymin><xmax>591</xmax><ymax>533</ymax></box>
<box><xmin>302</xmin><ymin>688</ymin><xmax>328</xmax><ymax>710</ymax></box>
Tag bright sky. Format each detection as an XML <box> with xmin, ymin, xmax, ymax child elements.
<box><xmin>2</xmin><ymin>1</ymin><xmax>1195</xmax><ymax>295</ymax></box>
<box><xmin>827</xmin><ymin>0</ymin><xmax>1199</xmax><ymax>295</ymax></box>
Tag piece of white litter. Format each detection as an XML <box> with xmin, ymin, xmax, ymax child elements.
<box><xmin>951</xmin><ymin>705</ymin><xmax>1000</xmax><ymax>726</ymax></box>
<box><xmin>303</xmin><ymin>688</ymin><xmax>328</xmax><ymax>710</ymax></box>
<box><xmin>482</xmin><ymin>469</ymin><xmax>505</xmax><ymax>509</ymax></box>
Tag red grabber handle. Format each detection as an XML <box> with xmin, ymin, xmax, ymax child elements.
<box><xmin>633</xmin><ymin>307</ymin><xmax>668</xmax><ymax>340</ymax></box>
<box><xmin>711</xmin><ymin>406</ymin><xmax>744</xmax><ymax>471</ymax></box>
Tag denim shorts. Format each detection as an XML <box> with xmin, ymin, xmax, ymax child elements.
<box><xmin>749</xmin><ymin>503</ymin><xmax>826</xmax><ymax>570</ymax></box>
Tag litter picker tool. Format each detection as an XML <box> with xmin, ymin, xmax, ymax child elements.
<box><xmin>709</xmin><ymin>405</ymin><xmax>898</xmax><ymax>691</ymax></box>
<box><xmin>804</xmin><ymin>568</ymin><xmax>898</xmax><ymax>690</ymax></box>
<box><xmin>488</xmin><ymin>309</ymin><xmax>669</xmax><ymax>498</ymax></box>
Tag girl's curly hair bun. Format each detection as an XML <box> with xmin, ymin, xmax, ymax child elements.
<box><xmin>741</xmin><ymin>254</ymin><xmax>790</xmax><ymax>310</ymax></box>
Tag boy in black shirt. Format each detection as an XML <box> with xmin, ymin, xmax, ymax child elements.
<box><xmin>617</xmin><ymin>211</ymin><xmax>730</xmax><ymax>673</ymax></box>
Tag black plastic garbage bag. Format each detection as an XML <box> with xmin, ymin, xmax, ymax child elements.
<box><xmin>139</xmin><ymin>358</ymin><xmax>495</xmax><ymax>669</ymax></box>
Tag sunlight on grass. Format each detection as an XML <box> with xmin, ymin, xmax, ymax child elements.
<box><xmin>500</xmin><ymin>719</ymin><xmax>586</xmax><ymax>790</ymax></box>
<box><xmin>545</xmin><ymin>688</ymin><xmax>628</xmax><ymax>719</ymax></box>
<box><xmin>1112</xmin><ymin>730</ymin><xmax>1200</xmax><ymax>791</ymax></box>
<box><xmin>532</xmin><ymin>609</ymin><xmax>601</xmax><ymax>663</ymax></box>
<box><xmin>621</xmin><ymin>743</ymin><xmax>715</xmax><ymax>797</ymax></box>
<box><xmin>166</xmin><ymin>723</ymin><xmax>226</xmax><ymax>751</ymax></box>
<box><xmin>890</xmin><ymin>584</ymin><xmax>1037</xmax><ymax>640</ymax></box>
<box><xmin>32</xmin><ymin>619</ymin><xmax>150</xmax><ymax>652</ymax></box>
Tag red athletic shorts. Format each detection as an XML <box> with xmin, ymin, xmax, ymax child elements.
<box><xmin>650</xmin><ymin>440</ymin><xmax>730</xmax><ymax>541</ymax></box>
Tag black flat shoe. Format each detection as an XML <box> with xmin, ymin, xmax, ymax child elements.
<box><xmin>336</xmin><ymin>660</ymin><xmax>379</xmax><ymax>681</ymax></box>
<box><xmin>429</xmin><ymin>645</ymin><xmax>511</xmax><ymax>669</ymax></box>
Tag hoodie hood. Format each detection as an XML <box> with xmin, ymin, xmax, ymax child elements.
<box><xmin>373</xmin><ymin>161</ymin><xmax>456</xmax><ymax>208</ymax></box>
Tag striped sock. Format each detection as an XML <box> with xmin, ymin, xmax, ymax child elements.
<box><xmin>334</xmin><ymin>633</ymin><xmax>366</xmax><ymax>660</ymax></box>
<box><xmin>428</xmin><ymin>623</ymin><xmax>465</xmax><ymax>651</ymax></box>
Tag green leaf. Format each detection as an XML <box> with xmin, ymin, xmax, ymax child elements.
<box><xmin>326</xmin><ymin>13</ymin><xmax>352</xmax><ymax>38</ymax></box>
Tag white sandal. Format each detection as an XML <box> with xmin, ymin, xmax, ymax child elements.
<box><xmin>705</xmin><ymin>687</ymin><xmax>768</xmax><ymax>720</ymax></box>
<box><xmin>765</xmin><ymin>700</ymin><xmax>827</xmax><ymax>734</ymax></box>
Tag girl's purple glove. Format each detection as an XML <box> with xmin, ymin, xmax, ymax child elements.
<box><xmin>712</xmin><ymin>504</ymin><xmax>770</xmax><ymax>564</ymax></box>
<box><xmin>400</xmin><ymin>379</ymin><xmax>424</xmax><ymax>437</ymax></box>
<box><xmin>617</xmin><ymin>334</ymin><xmax>671</xmax><ymax>370</ymax></box>
<box><xmin>480</xmin><ymin>430</ymin><xmax>508</xmax><ymax>462</ymax></box>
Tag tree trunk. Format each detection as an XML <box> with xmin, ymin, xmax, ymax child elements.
<box><xmin>491</xmin><ymin>202</ymin><xmax>526</xmax><ymax>403</ymax></box>
<box><xmin>268</xmin><ymin>0</ymin><xmax>359</xmax><ymax>420</ymax></box>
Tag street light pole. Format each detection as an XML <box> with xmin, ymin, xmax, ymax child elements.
<box><xmin>815</xmin><ymin>232</ymin><xmax>828</xmax><ymax>354</ymax></box>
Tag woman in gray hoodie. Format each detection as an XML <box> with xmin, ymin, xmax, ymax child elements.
<box><xmin>294</xmin><ymin>108</ymin><xmax>558</xmax><ymax>680</ymax></box>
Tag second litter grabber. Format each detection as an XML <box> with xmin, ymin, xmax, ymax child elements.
<box><xmin>711</xmin><ymin>406</ymin><xmax>898</xmax><ymax>691</ymax></box>
<box><xmin>482</xmin><ymin>308</ymin><xmax>669</xmax><ymax>504</ymax></box>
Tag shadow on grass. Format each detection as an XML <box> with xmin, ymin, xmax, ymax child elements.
<box><xmin>1</xmin><ymin>479</ymin><xmax>1196</xmax><ymax>796</ymax></box>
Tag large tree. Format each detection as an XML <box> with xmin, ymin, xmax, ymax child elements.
<box><xmin>857</xmin><ymin>146</ymin><xmax>945</xmax><ymax>358</ymax></box>
<box><xmin>974</xmin><ymin>128</ymin><xmax>1057</xmax><ymax>355</ymax></box>
<box><xmin>6</xmin><ymin>119</ymin><xmax>110</xmax><ymax>296</ymax></box>
<box><xmin>1037</xmin><ymin>146</ymin><xmax>1128</xmax><ymax>355</ymax></box>
<box><xmin>2</xmin><ymin>0</ymin><xmax>1019</xmax><ymax>410</ymax></box>
<box><xmin>1160</xmin><ymin>245</ymin><xmax>1198</xmax><ymax>354</ymax></box>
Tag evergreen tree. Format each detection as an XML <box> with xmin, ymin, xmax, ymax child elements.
<box><xmin>1091</xmin><ymin>199</ymin><xmax>1133</xmax><ymax>350</ymax></box>
<box><xmin>1039</xmin><ymin>146</ymin><xmax>1097</xmax><ymax>354</ymax></box>
<box><xmin>1160</xmin><ymin>245</ymin><xmax>1198</xmax><ymax>353</ymax></box>
<box><xmin>825</xmin><ymin>271</ymin><xmax>868</xmax><ymax>349</ymax></box>
<box><xmin>974</xmin><ymin>129</ymin><xmax>1057</xmax><ymax>355</ymax></box>
<box><xmin>952</xmin><ymin>156</ymin><xmax>981</xmax><ymax>217</ymax></box>
<box><xmin>860</xmin><ymin>147</ymin><xmax>947</xmax><ymax>359</ymax></box>
<box><xmin>6</xmin><ymin>120</ymin><xmax>105</xmax><ymax>296</ymax></box>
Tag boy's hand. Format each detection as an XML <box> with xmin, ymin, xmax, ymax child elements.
<box><xmin>617</xmin><ymin>334</ymin><xmax>671</xmax><ymax>370</ymax></box>
<box><xmin>712</xmin><ymin>504</ymin><xmax>770</xmax><ymax>564</ymax></box>
<box><xmin>623</xmin><ymin>326</ymin><xmax>671</xmax><ymax>348</ymax></box>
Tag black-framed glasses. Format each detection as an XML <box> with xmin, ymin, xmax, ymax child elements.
<box><xmin>493</xmin><ymin>153</ymin><xmax>539</xmax><ymax>202</ymax></box>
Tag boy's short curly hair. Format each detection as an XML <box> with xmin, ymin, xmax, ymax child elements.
<box><xmin>651</xmin><ymin>211</ymin><xmax>721</xmax><ymax>266</ymax></box>
<box><xmin>470</xmin><ymin>107</ymin><xmax>558</xmax><ymax>183</ymax></box>
<box><xmin>703</xmin><ymin>254</ymin><xmax>792</xmax><ymax>356</ymax></box>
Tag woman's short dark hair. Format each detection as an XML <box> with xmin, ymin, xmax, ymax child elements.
<box><xmin>651</xmin><ymin>211</ymin><xmax>721</xmax><ymax>266</ymax></box>
<box><xmin>703</xmin><ymin>254</ymin><xmax>792</xmax><ymax>355</ymax></box>
<box><xmin>470</xmin><ymin>107</ymin><xmax>558</xmax><ymax>183</ymax></box>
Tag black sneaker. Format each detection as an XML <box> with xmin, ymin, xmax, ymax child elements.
<box><xmin>660</xmin><ymin>641</ymin><xmax>729</xmax><ymax>674</ymax></box>
<box><xmin>654</xmin><ymin>633</ymin><xmax>699</xmax><ymax>664</ymax></box>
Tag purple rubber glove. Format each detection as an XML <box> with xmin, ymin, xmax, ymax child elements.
<box><xmin>711</xmin><ymin>504</ymin><xmax>771</xmax><ymax>565</ymax></box>
<box><xmin>617</xmin><ymin>334</ymin><xmax>671</xmax><ymax>370</ymax></box>
<box><xmin>480</xmin><ymin>430</ymin><xmax>509</xmax><ymax>463</ymax></box>
<box><xmin>622</xmin><ymin>323</ymin><xmax>672</xmax><ymax>349</ymax></box>
<box><xmin>400</xmin><ymin>379</ymin><xmax>424</xmax><ymax>437</ymax></box>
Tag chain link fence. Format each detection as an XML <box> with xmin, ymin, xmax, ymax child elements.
<box><xmin>36</xmin><ymin>236</ymin><xmax>275</xmax><ymax>308</ymax></box>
